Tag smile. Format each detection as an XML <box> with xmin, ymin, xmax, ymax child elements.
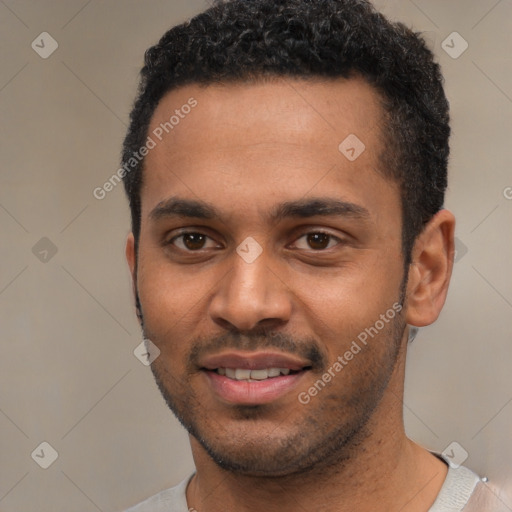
<box><xmin>213</xmin><ymin>367</ymin><xmax>297</xmax><ymax>381</ymax></box>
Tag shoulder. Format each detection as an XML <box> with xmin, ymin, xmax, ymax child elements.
<box><xmin>429</xmin><ymin>453</ymin><xmax>508</xmax><ymax>512</ymax></box>
<box><xmin>461</xmin><ymin>479</ymin><xmax>512</xmax><ymax>512</ymax></box>
<box><xmin>123</xmin><ymin>474</ymin><xmax>194</xmax><ymax>512</ymax></box>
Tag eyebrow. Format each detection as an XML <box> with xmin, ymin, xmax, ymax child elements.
<box><xmin>149</xmin><ymin>196</ymin><xmax>370</xmax><ymax>223</ymax></box>
<box><xmin>271</xmin><ymin>198</ymin><xmax>369</xmax><ymax>222</ymax></box>
<box><xmin>150</xmin><ymin>197</ymin><xmax>217</xmax><ymax>221</ymax></box>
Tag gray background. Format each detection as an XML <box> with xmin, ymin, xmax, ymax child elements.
<box><xmin>0</xmin><ymin>1</ymin><xmax>511</xmax><ymax>510</ymax></box>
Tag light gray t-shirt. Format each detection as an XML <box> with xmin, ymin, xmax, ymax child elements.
<box><xmin>124</xmin><ymin>457</ymin><xmax>506</xmax><ymax>511</ymax></box>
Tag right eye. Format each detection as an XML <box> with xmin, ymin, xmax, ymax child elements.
<box><xmin>168</xmin><ymin>232</ymin><xmax>220</xmax><ymax>252</ymax></box>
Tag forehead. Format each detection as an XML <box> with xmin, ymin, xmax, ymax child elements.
<box><xmin>141</xmin><ymin>77</ymin><xmax>400</xmax><ymax>228</ymax></box>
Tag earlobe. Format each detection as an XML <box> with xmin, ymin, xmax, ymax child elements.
<box><xmin>405</xmin><ymin>209</ymin><xmax>455</xmax><ymax>327</ymax></box>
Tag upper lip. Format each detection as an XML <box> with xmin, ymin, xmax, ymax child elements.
<box><xmin>200</xmin><ymin>351</ymin><xmax>311</xmax><ymax>371</ymax></box>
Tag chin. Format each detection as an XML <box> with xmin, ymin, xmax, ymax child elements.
<box><xmin>200</xmin><ymin>442</ymin><xmax>318</xmax><ymax>477</ymax></box>
<box><xmin>189</xmin><ymin>411</ymin><xmax>362</xmax><ymax>478</ymax></box>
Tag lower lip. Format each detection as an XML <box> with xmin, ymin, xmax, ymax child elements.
<box><xmin>203</xmin><ymin>370</ymin><xmax>307</xmax><ymax>405</ymax></box>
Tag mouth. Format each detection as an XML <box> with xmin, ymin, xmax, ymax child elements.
<box><xmin>209</xmin><ymin>366</ymin><xmax>303</xmax><ymax>381</ymax></box>
<box><xmin>199</xmin><ymin>351</ymin><xmax>312</xmax><ymax>405</ymax></box>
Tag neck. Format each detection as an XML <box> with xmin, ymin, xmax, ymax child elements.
<box><xmin>186</xmin><ymin>347</ymin><xmax>448</xmax><ymax>512</ymax></box>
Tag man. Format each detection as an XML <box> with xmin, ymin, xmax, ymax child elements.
<box><xmin>121</xmin><ymin>0</ymin><xmax>504</xmax><ymax>510</ymax></box>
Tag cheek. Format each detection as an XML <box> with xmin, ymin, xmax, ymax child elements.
<box><xmin>136</xmin><ymin>251</ymin><xmax>214</xmax><ymax>344</ymax></box>
<box><xmin>296</xmin><ymin>257</ymin><xmax>402</xmax><ymax>310</ymax></box>
<box><xmin>292</xmin><ymin>262</ymin><xmax>403</xmax><ymax>352</ymax></box>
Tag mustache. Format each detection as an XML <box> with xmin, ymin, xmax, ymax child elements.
<box><xmin>187</xmin><ymin>329</ymin><xmax>328</xmax><ymax>371</ymax></box>
<box><xmin>136</xmin><ymin>288</ymin><xmax>327</xmax><ymax>370</ymax></box>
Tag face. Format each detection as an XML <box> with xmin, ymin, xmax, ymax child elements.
<box><xmin>128</xmin><ymin>77</ymin><xmax>408</xmax><ymax>476</ymax></box>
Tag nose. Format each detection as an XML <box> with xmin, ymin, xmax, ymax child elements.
<box><xmin>208</xmin><ymin>250</ymin><xmax>292</xmax><ymax>332</ymax></box>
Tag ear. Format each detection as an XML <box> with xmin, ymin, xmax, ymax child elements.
<box><xmin>126</xmin><ymin>232</ymin><xmax>136</xmax><ymax>283</ymax></box>
<box><xmin>405</xmin><ymin>209</ymin><xmax>455</xmax><ymax>327</ymax></box>
<box><xmin>125</xmin><ymin>233</ymin><xmax>142</xmax><ymax>322</ymax></box>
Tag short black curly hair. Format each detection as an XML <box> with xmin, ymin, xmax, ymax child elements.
<box><xmin>122</xmin><ymin>0</ymin><xmax>450</xmax><ymax>263</ymax></box>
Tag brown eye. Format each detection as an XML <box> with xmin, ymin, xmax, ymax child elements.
<box><xmin>293</xmin><ymin>232</ymin><xmax>341</xmax><ymax>251</ymax></box>
<box><xmin>307</xmin><ymin>233</ymin><xmax>331</xmax><ymax>250</ymax></box>
<box><xmin>170</xmin><ymin>232</ymin><xmax>217</xmax><ymax>251</ymax></box>
<box><xmin>182</xmin><ymin>233</ymin><xmax>206</xmax><ymax>250</ymax></box>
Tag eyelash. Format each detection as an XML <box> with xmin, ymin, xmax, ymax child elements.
<box><xmin>167</xmin><ymin>230</ymin><xmax>343</xmax><ymax>252</ymax></box>
<box><xmin>168</xmin><ymin>232</ymin><xmax>220</xmax><ymax>251</ymax></box>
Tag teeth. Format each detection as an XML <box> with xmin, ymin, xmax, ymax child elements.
<box><xmin>216</xmin><ymin>368</ymin><xmax>293</xmax><ymax>380</ymax></box>
<box><xmin>235</xmin><ymin>368</ymin><xmax>251</xmax><ymax>380</ymax></box>
<box><xmin>250</xmin><ymin>369</ymin><xmax>270</xmax><ymax>380</ymax></box>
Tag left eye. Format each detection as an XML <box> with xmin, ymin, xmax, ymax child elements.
<box><xmin>293</xmin><ymin>232</ymin><xmax>341</xmax><ymax>250</ymax></box>
<box><xmin>170</xmin><ymin>233</ymin><xmax>218</xmax><ymax>251</ymax></box>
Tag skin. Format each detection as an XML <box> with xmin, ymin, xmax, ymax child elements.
<box><xmin>126</xmin><ymin>77</ymin><xmax>455</xmax><ymax>511</ymax></box>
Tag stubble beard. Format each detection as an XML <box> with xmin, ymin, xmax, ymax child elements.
<box><xmin>143</xmin><ymin>307</ymin><xmax>406</xmax><ymax>478</ymax></box>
